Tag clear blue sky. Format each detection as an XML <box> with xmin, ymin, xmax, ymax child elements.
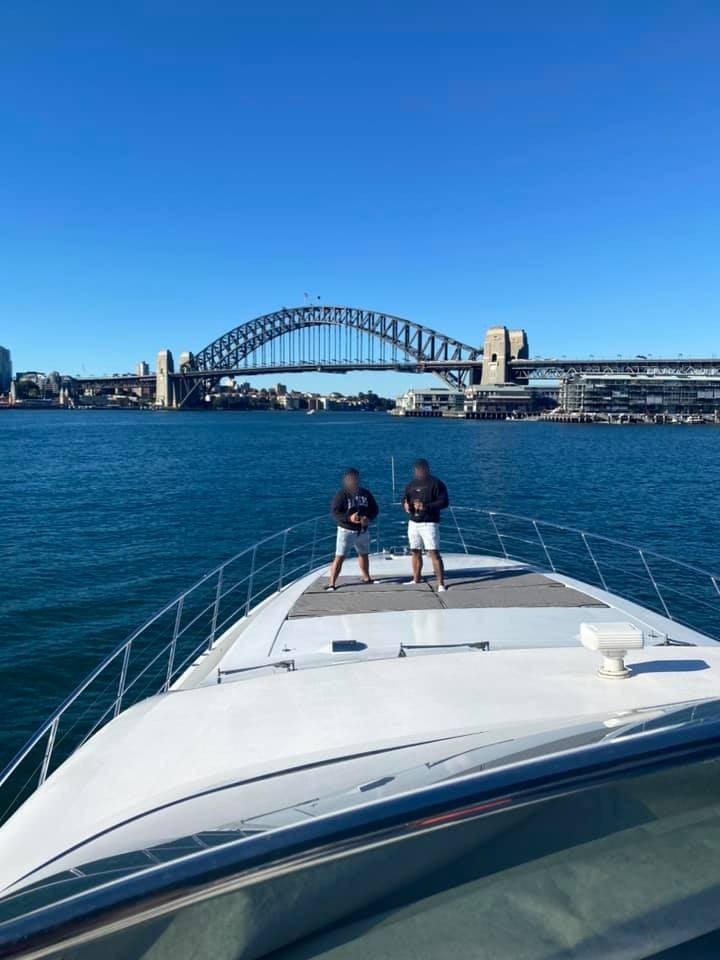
<box><xmin>2</xmin><ymin>1</ymin><xmax>719</xmax><ymax>393</ymax></box>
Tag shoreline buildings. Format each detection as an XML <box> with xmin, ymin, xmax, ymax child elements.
<box><xmin>396</xmin><ymin>325</ymin><xmax>720</xmax><ymax>421</ymax></box>
<box><xmin>559</xmin><ymin>374</ymin><xmax>720</xmax><ymax>418</ymax></box>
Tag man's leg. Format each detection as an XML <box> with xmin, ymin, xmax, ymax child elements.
<box><xmin>405</xmin><ymin>521</ymin><xmax>424</xmax><ymax>584</ymax></box>
<box><xmin>355</xmin><ymin>528</ymin><xmax>373</xmax><ymax>582</ymax></box>
<box><xmin>358</xmin><ymin>552</ymin><xmax>371</xmax><ymax>582</ymax></box>
<box><xmin>328</xmin><ymin>554</ymin><xmax>344</xmax><ymax>588</ymax></box>
<box><xmin>425</xmin><ymin>524</ymin><xmax>445</xmax><ymax>590</ymax></box>
<box><xmin>428</xmin><ymin>550</ymin><xmax>445</xmax><ymax>588</ymax></box>
<box><xmin>328</xmin><ymin>528</ymin><xmax>349</xmax><ymax>589</ymax></box>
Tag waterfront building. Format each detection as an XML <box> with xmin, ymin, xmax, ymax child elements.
<box><xmin>464</xmin><ymin>385</ymin><xmax>559</xmax><ymax>419</ymax></box>
<box><xmin>560</xmin><ymin>374</ymin><xmax>720</xmax><ymax>418</ymax></box>
<box><xmin>276</xmin><ymin>392</ymin><xmax>302</xmax><ymax>410</ymax></box>
<box><xmin>320</xmin><ymin>393</ymin><xmax>350</xmax><ymax>411</ymax></box>
<box><xmin>135</xmin><ymin>361</ymin><xmax>150</xmax><ymax>376</ymax></box>
<box><xmin>395</xmin><ymin>387</ymin><xmax>464</xmax><ymax>416</ymax></box>
<box><xmin>0</xmin><ymin>346</ymin><xmax>11</xmax><ymax>393</ymax></box>
<box><xmin>45</xmin><ymin>371</ymin><xmax>62</xmax><ymax>396</ymax></box>
<box><xmin>15</xmin><ymin>371</ymin><xmax>47</xmax><ymax>392</ymax></box>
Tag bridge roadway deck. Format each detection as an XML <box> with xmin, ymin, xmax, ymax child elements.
<box><xmin>75</xmin><ymin>356</ymin><xmax>720</xmax><ymax>389</ymax></box>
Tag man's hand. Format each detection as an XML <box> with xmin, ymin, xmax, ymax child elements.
<box><xmin>349</xmin><ymin>511</ymin><xmax>361</xmax><ymax>524</ymax></box>
<box><xmin>402</xmin><ymin>500</ymin><xmax>411</xmax><ymax>514</ymax></box>
<box><xmin>413</xmin><ymin>499</ymin><xmax>424</xmax><ymax>513</ymax></box>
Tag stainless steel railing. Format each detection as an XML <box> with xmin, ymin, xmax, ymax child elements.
<box><xmin>1</xmin><ymin>506</ymin><xmax>719</xmax><ymax>825</ymax></box>
<box><xmin>0</xmin><ymin>515</ymin><xmax>338</xmax><ymax>823</ymax></box>
<box><xmin>374</xmin><ymin>507</ymin><xmax>720</xmax><ymax>640</ymax></box>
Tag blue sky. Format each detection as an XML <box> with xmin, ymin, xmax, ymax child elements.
<box><xmin>1</xmin><ymin>1</ymin><xmax>719</xmax><ymax>394</ymax></box>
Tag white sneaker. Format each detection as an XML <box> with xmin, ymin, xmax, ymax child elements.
<box><xmin>437</xmin><ymin>585</ymin><xmax>448</xmax><ymax>593</ymax></box>
<box><xmin>403</xmin><ymin>580</ymin><xmax>422</xmax><ymax>586</ymax></box>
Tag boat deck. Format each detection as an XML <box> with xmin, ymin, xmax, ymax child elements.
<box><xmin>288</xmin><ymin>568</ymin><xmax>608</xmax><ymax>619</ymax></box>
<box><xmin>185</xmin><ymin>553</ymin><xmax>709</xmax><ymax>689</ymax></box>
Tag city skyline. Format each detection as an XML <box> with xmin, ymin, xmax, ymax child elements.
<box><xmin>2</xmin><ymin>3</ymin><xmax>720</xmax><ymax>392</ymax></box>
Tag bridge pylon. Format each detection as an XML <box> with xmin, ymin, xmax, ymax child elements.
<box><xmin>156</xmin><ymin>349</ymin><xmax>174</xmax><ymax>408</ymax></box>
<box><xmin>479</xmin><ymin>327</ymin><xmax>528</xmax><ymax>386</ymax></box>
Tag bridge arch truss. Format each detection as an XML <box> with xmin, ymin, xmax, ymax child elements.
<box><xmin>189</xmin><ymin>305</ymin><xmax>482</xmax><ymax>390</ymax></box>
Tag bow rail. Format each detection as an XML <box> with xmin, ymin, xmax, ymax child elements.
<box><xmin>1</xmin><ymin>507</ymin><xmax>719</xmax><ymax>824</ymax></box>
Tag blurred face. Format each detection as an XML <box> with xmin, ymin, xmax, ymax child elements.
<box><xmin>343</xmin><ymin>472</ymin><xmax>360</xmax><ymax>493</ymax></box>
<box><xmin>414</xmin><ymin>464</ymin><xmax>429</xmax><ymax>481</ymax></box>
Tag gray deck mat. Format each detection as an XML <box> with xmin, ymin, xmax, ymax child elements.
<box><xmin>289</xmin><ymin>571</ymin><xmax>608</xmax><ymax>619</ymax></box>
<box><xmin>303</xmin><ymin>577</ymin><xmax>433</xmax><ymax>595</ymax></box>
<box><xmin>290</xmin><ymin>590</ymin><xmax>442</xmax><ymax>618</ymax></box>
<box><xmin>443</xmin><ymin>571</ymin><xmax>556</xmax><ymax>590</ymax></box>
<box><xmin>441</xmin><ymin>586</ymin><xmax>608</xmax><ymax>609</ymax></box>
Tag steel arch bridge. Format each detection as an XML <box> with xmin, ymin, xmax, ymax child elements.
<box><xmin>187</xmin><ymin>305</ymin><xmax>482</xmax><ymax>392</ymax></box>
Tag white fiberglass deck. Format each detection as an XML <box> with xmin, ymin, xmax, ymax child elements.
<box><xmin>1</xmin><ymin>552</ymin><xmax>718</xmax><ymax>895</ymax></box>
<box><xmin>190</xmin><ymin>553</ymin><xmax>709</xmax><ymax>686</ymax></box>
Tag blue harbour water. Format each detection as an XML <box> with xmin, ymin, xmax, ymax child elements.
<box><xmin>1</xmin><ymin>409</ymin><xmax>720</xmax><ymax>766</ymax></box>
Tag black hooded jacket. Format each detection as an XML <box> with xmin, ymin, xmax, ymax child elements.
<box><xmin>403</xmin><ymin>476</ymin><xmax>449</xmax><ymax>523</ymax></box>
<box><xmin>330</xmin><ymin>487</ymin><xmax>380</xmax><ymax>532</ymax></box>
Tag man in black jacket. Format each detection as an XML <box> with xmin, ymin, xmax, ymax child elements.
<box><xmin>327</xmin><ymin>468</ymin><xmax>380</xmax><ymax>590</ymax></box>
<box><xmin>402</xmin><ymin>458</ymin><xmax>449</xmax><ymax>591</ymax></box>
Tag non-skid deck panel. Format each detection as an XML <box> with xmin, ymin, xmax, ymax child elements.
<box><xmin>289</xmin><ymin>590</ymin><xmax>443</xmax><ymax>618</ymax></box>
<box><xmin>441</xmin><ymin>586</ymin><xmax>607</xmax><ymax>609</ymax></box>
<box><xmin>443</xmin><ymin>570</ymin><xmax>556</xmax><ymax>590</ymax></box>
<box><xmin>288</xmin><ymin>570</ymin><xmax>608</xmax><ymax>619</ymax></box>
<box><xmin>303</xmin><ymin>577</ymin><xmax>434</xmax><ymax>595</ymax></box>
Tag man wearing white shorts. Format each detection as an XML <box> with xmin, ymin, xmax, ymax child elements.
<box><xmin>327</xmin><ymin>468</ymin><xmax>380</xmax><ymax>591</ymax></box>
<box><xmin>402</xmin><ymin>458</ymin><xmax>449</xmax><ymax>592</ymax></box>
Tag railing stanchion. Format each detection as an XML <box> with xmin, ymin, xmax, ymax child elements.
<box><xmin>38</xmin><ymin>717</ymin><xmax>59</xmax><ymax>787</ymax></box>
<box><xmin>488</xmin><ymin>512</ymin><xmax>508</xmax><ymax>559</ymax></box>
<box><xmin>165</xmin><ymin>596</ymin><xmax>184</xmax><ymax>691</ymax></box>
<box><xmin>114</xmin><ymin>642</ymin><xmax>132</xmax><ymax>717</ymax></box>
<box><xmin>278</xmin><ymin>531</ymin><xmax>288</xmax><ymax>590</ymax></box>
<box><xmin>582</xmin><ymin>533</ymin><xmax>608</xmax><ymax>591</ymax></box>
<box><xmin>639</xmin><ymin>549</ymin><xmax>673</xmax><ymax>620</ymax></box>
<box><xmin>534</xmin><ymin>521</ymin><xmax>555</xmax><ymax>572</ymax></box>
<box><xmin>245</xmin><ymin>545</ymin><xmax>257</xmax><ymax>616</ymax></box>
<box><xmin>450</xmin><ymin>507</ymin><xmax>468</xmax><ymax>555</ymax></box>
<box><xmin>210</xmin><ymin>568</ymin><xmax>224</xmax><ymax>649</ymax></box>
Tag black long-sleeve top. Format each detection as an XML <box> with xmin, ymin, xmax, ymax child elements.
<box><xmin>403</xmin><ymin>476</ymin><xmax>449</xmax><ymax>523</ymax></box>
<box><xmin>330</xmin><ymin>487</ymin><xmax>380</xmax><ymax>532</ymax></box>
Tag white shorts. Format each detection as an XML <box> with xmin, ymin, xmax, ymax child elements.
<box><xmin>335</xmin><ymin>527</ymin><xmax>371</xmax><ymax>557</ymax></box>
<box><xmin>408</xmin><ymin>521</ymin><xmax>440</xmax><ymax>551</ymax></box>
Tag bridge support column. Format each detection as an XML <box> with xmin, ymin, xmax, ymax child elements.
<box><xmin>156</xmin><ymin>349</ymin><xmax>174</xmax><ymax>408</ymax></box>
<box><xmin>480</xmin><ymin>327</ymin><xmax>510</xmax><ymax>386</ymax></box>
<box><xmin>480</xmin><ymin>326</ymin><xmax>528</xmax><ymax>386</ymax></box>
